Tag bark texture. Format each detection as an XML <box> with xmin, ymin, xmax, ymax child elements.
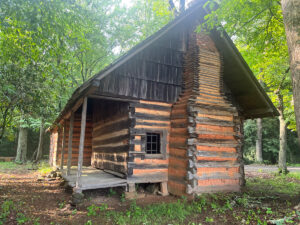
<box><xmin>256</xmin><ymin>118</ymin><xmax>263</xmax><ymax>163</ymax></box>
<box><xmin>281</xmin><ymin>0</ymin><xmax>300</xmax><ymax>142</ymax></box>
<box><xmin>15</xmin><ymin>127</ymin><xmax>28</xmax><ymax>163</ymax></box>
<box><xmin>35</xmin><ymin>120</ymin><xmax>44</xmax><ymax>162</ymax></box>
<box><xmin>278</xmin><ymin>113</ymin><xmax>287</xmax><ymax>173</ymax></box>
<box><xmin>277</xmin><ymin>93</ymin><xmax>288</xmax><ymax>174</ymax></box>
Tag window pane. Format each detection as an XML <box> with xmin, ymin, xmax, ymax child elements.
<box><xmin>146</xmin><ymin>133</ymin><xmax>161</xmax><ymax>154</ymax></box>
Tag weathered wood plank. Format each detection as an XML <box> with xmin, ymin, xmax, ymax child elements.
<box><xmin>67</xmin><ymin>112</ymin><xmax>74</xmax><ymax>176</ymax></box>
<box><xmin>75</xmin><ymin>97</ymin><xmax>88</xmax><ymax>192</ymax></box>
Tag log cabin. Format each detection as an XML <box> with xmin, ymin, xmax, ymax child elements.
<box><xmin>49</xmin><ymin>1</ymin><xmax>278</xmax><ymax>196</ymax></box>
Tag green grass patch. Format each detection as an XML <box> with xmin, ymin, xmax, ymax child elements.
<box><xmin>286</xmin><ymin>172</ymin><xmax>300</xmax><ymax>180</ymax></box>
<box><xmin>37</xmin><ymin>161</ymin><xmax>52</xmax><ymax>176</ymax></box>
<box><xmin>247</xmin><ymin>175</ymin><xmax>300</xmax><ymax>196</ymax></box>
<box><xmin>287</xmin><ymin>163</ymin><xmax>300</xmax><ymax>167</ymax></box>
<box><xmin>105</xmin><ymin>197</ymin><xmax>210</xmax><ymax>225</ymax></box>
<box><xmin>0</xmin><ymin>161</ymin><xmax>52</xmax><ymax>175</ymax></box>
<box><xmin>0</xmin><ymin>162</ymin><xmax>31</xmax><ymax>172</ymax></box>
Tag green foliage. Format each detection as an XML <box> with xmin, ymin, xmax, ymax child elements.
<box><xmin>0</xmin><ymin>0</ymin><xmax>173</xmax><ymax>150</ymax></box>
<box><xmin>108</xmin><ymin>188</ymin><xmax>117</xmax><ymax>197</ymax></box>
<box><xmin>87</xmin><ymin>203</ymin><xmax>108</xmax><ymax>217</ymax></box>
<box><xmin>16</xmin><ymin>213</ymin><xmax>29</xmax><ymax>224</ymax></box>
<box><xmin>37</xmin><ymin>161</ymin><xmax>52</xmax><ymax>176</ymax></box>
<box><xmin>243</xmin><ymin>118</ymin><xmax>300</xmax><ymax>163</ymax></box>
<box><xmin>0</xmin><ymin>200</ymin><xmax>14</xmax><ymax>224</ymax></box>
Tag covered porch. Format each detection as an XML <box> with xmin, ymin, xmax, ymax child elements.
<box><xmin>51</xmin><ymin>96</ymin><xmax>131</xmax><ymax>193</ymax></box>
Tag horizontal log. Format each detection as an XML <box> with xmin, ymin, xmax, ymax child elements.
<box><xmin>139</xmin><ymin>100</ymin><xmax>172</xmax><ymax>107</ymax></box>
<box><xmin>93</xmin><ymin>116</ymin><xmax>129</xmax><ymax>131</ymax></box>
<box><xmin>169</xmin><ymin>142</ymin><xmax>187</xmax><ymax>149</ymax></box>
<box><xmin>130</xmin><ymin>128</ymin><xmax>169</xmax><ymax>135</ymax></box>
<box><xmin>197</xmin><ymin>178</ymin><xmax>239</xmax><ymax>187</ymax></box>
<box><xmin>196</xmin><ymin>145</ymin><xmax>236</xmax><ymax>153</ymax></box>
<box><xmin>94</xmin><ymin>159</ymin><xmax>126</xmax><ymax>165</ymax></box>
<box><xmin>189</xmin><ymin>128</ymin><xmax>236</xmax><ymax>137</ymax></box>
<box><xmin>93</xmin><ymin>144</ymin><xmax>129</xmax><ymax>153</ymax></box>
<box><xmin>168</xmin><ymin>175</ymin><xmax>186</xmax><ymax>184</ymax></box>
<box><xmin>128</xmin><ymin>162</ymin><xmax>168</xmax><ymax>169</ymax></box>
<box><xmin>93</xmin><ymin>129</ymin><xmax>128</xmax><ymax>142</ymax></box>
<box><xmin>128</xmin><ymin>172</ymin><xmax>168</xmax><ymax>183</ymax></box>
<box><xmin>189</xmin><ymin>106</ymin><xmax>238</xmax><ymax>117</ymax></box>
<box><xmin>136</xmin><ymin>119</ymin><xmax>170</xmax><ymax>125</ymax></box>
<box><xmin>189</xmin><ymin>159</ymin><xmax>239</xmax><ymax>168</ymax></box>
<box><xmin>169</xmin><ymin>156</ymin><xmax>188</xmax><ymax>168</ymax></box>
<box><xmin>168</xmin><ymin>180</ymin><xmax>187</xmax><ymax>196</ymax></box>
<box><xmin>93</xmin><ymin>119</ymin><xmax>130</xmax><ymax>137</ymax></box>
<box><xmin>195</xmin><ymin>124</ymin><xmax>234</xmax><ymax>132</ymax></box>
<box><xmin>197</xmin><ymin>134</ymin><xmax>235</xmax><ymax>140</ymax></box>
<box><xmin>134</xmin><ymin>113</ymin><xmax>170</xmax><ymax>121</ymax></box>
<box><xmin>193</xmin><ymin>150</ymin><xmax>238</xmax><ymax>158</ymax></box>
<box><xmin>93</xmin><ymin>134</ymin><xmax>129</xmax><ymax>146</ymax></box>
<box><xmin>134</xmin><ymin>158</ymin><xmax>168</xmax><ymax>164</ymax></box>
<box><xmin>168</xmin><ymin>167</ymin><xmax>187</xmax><ymax>177</ymax></box>
<box><xmin>188</xmin><ymin>184</ymin><xmax>240</xmax><ymax>194</ymax></box>
<box><xmin>195</xmin><ymin>118</ymin><xmax>235</xmax><ymax>127</ymax></box>
<box><xmin>188</xmin><ymin>138</ymin><xmax>238</xmax><ymax>147</ymax></box>
<box><xmin>130</xmin><ymin>102</ymin><xmax>171</xmax><ymax>111</ymax></box>
<box><xmin>135</xmin><ymin>121</ymin><xmax>169</xmax><ymax>127</ymax></box>
<box><xmin>135</xmin><ymin>108</ymin><xmax>170</xmax><ymax>117</ymax></box>
<box><xmin>134</xmin><ymin>125</ymin><xmax>170</xmax><ymax>130</ymax></box>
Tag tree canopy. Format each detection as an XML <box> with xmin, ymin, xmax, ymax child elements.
<box><xmin>0</xmin><ymin>0</ymin><xmax>173</xmax><ymax>142</ymax></box>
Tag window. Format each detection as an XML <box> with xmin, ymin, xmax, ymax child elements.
<box><xmin>146</xmin><ymin>133</ymin><xmax>161</xmax><ymax>154</ymax></box>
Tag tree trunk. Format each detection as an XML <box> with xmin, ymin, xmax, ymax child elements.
<box><xmin>35</xmin><ymin>119</ymin><xmax>44</xmax><ymax>162</ymax></box>
<box><xmin>278</xmin><ymin>112</ymin><xmax>288</xmax><ymax>174</ymax></box>
<box><xmin>256</xmin><ymin>118</ymin><xmax>263</xmax><ymax>163</ymax></box>
<box><xmin>180</xmin><ymin>0</ymin><xmax>185</xmax><ymax>13</ymax></box>
<box><xmin>15</xmin><ymin>127</ymin><xmax>28</xmax><ymax>163</ymax></box>
<box><xmin>281</xmin><ymin>0</ymin><xmax>300</xmax><ymax>143</ymax></box>
<box><xmin>277</xmin><ymin>92</ymin><xmax>288</xmax><ymax>174</ymax></box>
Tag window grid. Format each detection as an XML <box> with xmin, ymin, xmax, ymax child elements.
<box><xmin>146</xmin><ymin>133</ymin><xmax>161</xmax><ymax>154</ymax></box>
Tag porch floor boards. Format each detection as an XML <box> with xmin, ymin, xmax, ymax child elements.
<box><xmin>61</xmin><ymin>167</ymin><xmax>127</xmax><ymax>191</ymax></box>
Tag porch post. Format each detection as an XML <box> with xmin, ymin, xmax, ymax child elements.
<box><xmin>60</xmin><ymin>121</ymin><xmax>67</xmax><ymax>170</ymax></box>
<box><xmin>66</xmin><ymin>112</ymin><xmax>74</xmax><ymax>176</ymax></box>
<box><xmin>54</xmin><ymin>127</ymin><xmax>61</xmax><ymax>168</ymax></box>
<box><xmin>75</xmin><ymin>97</ymin><xmax>88</xmax><ymax>192</ymax></box>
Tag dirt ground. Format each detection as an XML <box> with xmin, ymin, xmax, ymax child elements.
<box><xmin>245</xmin><ymin>164</ymin><xmax>300</xmax><ymax>173</ymax></box>
<box><xmin>0</xmin><ymin>167</ymin><xmax>178</xmax><ymax>225</ymax></box>
<box><xmin>1</xmin><ymin>164</ymin><xmax>300</xmax><ymax>224</ymax></box>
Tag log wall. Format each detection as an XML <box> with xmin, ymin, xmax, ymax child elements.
<box><xmin>91</xmin><ymin>100</ymin><xmax>129</xmax><ymax>175</ymax></box>
<box><xmin>127</xmin><ymin>100</ymin><xmax>172</xmax><ymax>183</ymax></box>
<box><xmin>168</xmin><ymin>32</ymin><xmax>243</xmax><ymax>196</ymax></box>
<box><xmin>57</xmin><ymin>112</ymin><xmax>92</xmax><ymax>167</ymax></box>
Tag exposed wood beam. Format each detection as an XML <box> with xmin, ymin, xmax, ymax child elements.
<box><xmin>60</xmin><ymin>121</ymin><xmax>67</xmax><ymax>170</ymax></box>
<box><xmin>75</xmin><ymin>97</ymin><xmax>88</xmax><ymax>192</ymax></box>
<box><xmin>54</xmin><ymin>127</ymin><xmax>61</xmax><ymax>168</ymax></box>
<box><xmin>66</xmin><ymin>112</ymin><xmax>74</xmax><ymax>176</ymax></box>
<box><xmin>88</xmin><ymin>94</ymin><xmax>139</xmax><ymax>103</ymax></box>
<box><xmin>64</xmin><ymin>98</ymin><xmax>83</xmax><ymax>121</ymax></box>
